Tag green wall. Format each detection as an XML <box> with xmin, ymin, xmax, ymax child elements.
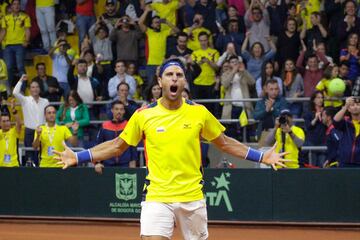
<box><xmin>0</xmin><ymin>168</ymin><xmax>359</xmax><ymax>222</ymax></box>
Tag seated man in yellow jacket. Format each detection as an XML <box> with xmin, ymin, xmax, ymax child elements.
<box><xmin>265</xmin><ymin>109</ymin><xmax>305</xmax><ymax>168</ymax></box>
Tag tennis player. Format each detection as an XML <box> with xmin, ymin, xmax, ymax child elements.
<box><xmin>54</xmin><ymin>58</ymin><xmax>288</xmax><ymax>240</ymax></box>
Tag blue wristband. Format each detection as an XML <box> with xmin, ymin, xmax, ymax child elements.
<box><xmin>245</xmin><ymin>148</ymin><xmax>263</xmax><ymax>163</ymax></box>
<box><xmin>76</xmin><ymin>150</ymin><xmax>93</xmax><ymax>164</ymax></box>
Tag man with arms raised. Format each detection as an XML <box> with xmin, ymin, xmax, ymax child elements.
<box><xmin>55</xmin><ymin>58</ymin><xmax>288</xmax><ymax>239</ymax></box>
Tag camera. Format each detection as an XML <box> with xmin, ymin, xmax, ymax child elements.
<box><xmin>279</xmin><ymin>115</ymin><xmax>288</xmax><ymax>125</ymax></box>
<box><xmin>122</xmin><ymin>18</ymin><xmax>128</xmax><ymax>23</ymax></box>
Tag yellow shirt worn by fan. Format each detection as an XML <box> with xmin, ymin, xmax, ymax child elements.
<box><xmin>34</xmin><ymin>124</ymin><xmax>72</xmax><ymax>168</ymax></box>
<box><xmin>0</xmin><ymin>127</ymin><xmax>20</xmax><ymax>167</ymax></box>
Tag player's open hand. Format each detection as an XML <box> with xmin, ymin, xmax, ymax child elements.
<box><xmin>54</xmin><ymin>141</ymin><xmax>77</xmax><ymax>169</ymax></box>
<box><xmin>261</xmin><ymin>143</ymin><xmax>291</xmax><ymax>170</ymax></box>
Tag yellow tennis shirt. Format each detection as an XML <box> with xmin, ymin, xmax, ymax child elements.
<box><xmin>0</xmin><ymin>127</ymin><xmax>20</xmax><ymax>167</ymax></box>
<box><xmin>1</xmin><ymin>12</ymin><xmax>31</xmax><ymax>46</ymax></box>
<box><xmin>120</xmin><ymin>98</ymin><xmax>225</xmax><ymax>202</ymax></box>
<box><xmin>275</xmin><ymin>126</ymin><xmax>305</xmax><ymax>169</ymax></box>
<box><xmin>35</xmin><ymin>125</ymin><xmax>72</xmax><ymax>168</ymax></box>
<box><xmin>191</xmin><ymin>48</ymin><xmax>219</xmax><ymax>86</ymax></box>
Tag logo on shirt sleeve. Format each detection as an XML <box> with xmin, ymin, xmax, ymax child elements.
<box><xmin>156</xmin><ymin>127</ymin><xmax>165</xmax><ymax>132</ymax></box>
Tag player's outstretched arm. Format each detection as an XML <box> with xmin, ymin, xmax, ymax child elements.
<box><xmin>211</xmin><ymin>133</ymin><xmax>289</xmax><ymax>170</ymax></box>
<box><xmin>54</xmin><ymin>137</ymin><xmax>130</xmax><ymax>169</ymax></box>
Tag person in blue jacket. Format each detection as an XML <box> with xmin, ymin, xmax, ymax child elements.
<box><xmin>333</xmin><ymin>97</ymin><xmax>360</xmax><ymax>167</ymax></box>
<box><xmin>321</xmin><ymin>107</ymin><xmax>342</xmax><ymax>168</ymax></box>
<box><xmin>95</xmin><ymin>100</ymin><xmax>138</xmax><ymax>173</ymax></box>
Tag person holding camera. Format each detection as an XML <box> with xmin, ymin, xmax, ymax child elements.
<box><xmin>333</xmin><ymin>96</ymin><xmax>360</xmax><ymax>167</ymax></box>
<box><xmin>265</xmin><ymin>109</ymin><xmax>305</xmax><ymax>168</ymax></box>
<box><xmin>49</xmin><ymin>39</ymin><xmax>74</xmax><ymax>98</ymax></box>
<box><xmin>89</xmin><ymin>15</ymin><xmax>115</xmax><ymax>98</ymax></box>
<box><xmin>184</xmin><ymin>13</ymin><xmax>213</xmax><ymax>51</ymax></box>
<box><xmin>110</xmin><ymin>15</ymin><xmax>143</xmax><ymax>63</ymax></box>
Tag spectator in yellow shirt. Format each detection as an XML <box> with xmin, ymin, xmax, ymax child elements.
<box><xmin>150</xmin><ymin>0</ymin><xmax>184</xmax><ymax>30</ymax></box>
<box><xmin>184</xmin><ymin>13</ymin><xmax>213</xmax><ymax>51</ymax></box>
<box><xmin>191</xmin><ymin>31</ymin><xmax>219</xmax><ymax>112</ymax></box>
<box><xmin>266</xmin><ymin>109</ymin><xmax>305</xmax><ymax>168</ymax></box>
<box><xmin>0</xmin><ymin>0</ymin><xmax>30</xmax><ymax>87</ymax></box>
<box><xmin>33</xmin><ymin>105</ymin><xmax>78</xmax><ymax>168</ymax></box>
<box><xmin>139</xmin><ymin>4</ymin><xmax>179</xmax><ymax>86</ymax></box>
<box><xmin>0</xmin><ymin>100</ymin><xmax>22</xmax><ymax>167</ymax></box>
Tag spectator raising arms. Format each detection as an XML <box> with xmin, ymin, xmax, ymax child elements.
<box><xmin>296</xmin><ymin>40</ymin><xmax>329</xmax><ymax>97</ymax></box>
<box><xmin>333</xmin><ymin>97</ymin><xmax>360</xmax><ymax>167</ymax></box>
<box><xmin>241</xmin><ymin>31</ymin><xmax>276</xmax><ymax>80</ymax></box>
<box><xmin>49</xmin><ymin>39</ymin><xmax>73</xmax><ymax>98</ymax></box>
<box><xmin>139</xmin><ymin>4</ymin><xmax>179</xmax><ymax>85</ymax></box>
<box><xmin>244</xmin><ymin>0</ymin><xmax>271</xmax><ymax>52</ymax></box>
<box><xmin>183</xmin><ymin>13</ymin><xmax>212</xmax><ymax>51</ymax></box>
<box><xmin>13</xmin><ymin>75</ymin><xmax>49</xmax><ymax>166</ymax></box>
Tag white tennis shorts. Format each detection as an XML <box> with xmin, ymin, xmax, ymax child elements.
<box><xmin>140</xmin><ymin>199</ymin><xmax>208</xmax><ymax>240</ymax></box>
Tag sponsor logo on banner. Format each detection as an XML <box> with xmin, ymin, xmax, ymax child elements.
<box><xmin>206</xmin><ymin>172</ymin><xmax>233</xmax><ymax>212</ymax></box>
<box><xmin>109</xmin><ymin>173</ymin><xmax>141</xmax><ymax>214</ymax></box>
<box><xmin>115</xmin><ymin>173</ymin><xmax>137</xmax><ymax>201</ymax></box>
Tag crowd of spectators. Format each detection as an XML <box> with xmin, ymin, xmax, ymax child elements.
<box><xmin>0</xmin><ymin>0</ymin><xmax>360</xmax><ymax>169</ymax></box>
